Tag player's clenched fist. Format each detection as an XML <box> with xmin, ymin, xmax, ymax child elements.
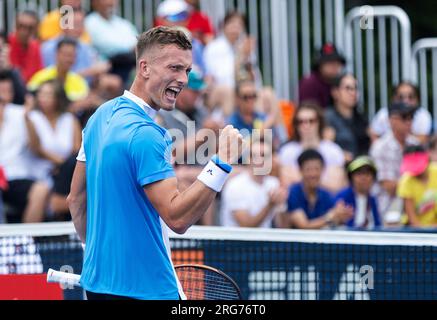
<box><xmin>217</xmin><ymin>125</ymin><xmax>246</xmax><ymax>164</ymax></box>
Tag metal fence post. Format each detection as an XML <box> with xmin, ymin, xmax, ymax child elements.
<box><xmin>345</xmin><ymin>6</ymin><xmax>412</xmax><ymax>119</ymax></box>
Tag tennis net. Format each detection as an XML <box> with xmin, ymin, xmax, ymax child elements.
<box><xmin>1</xmin><ymin>222</ymin><xmax>437</xmax><ymax>300</ymax></box>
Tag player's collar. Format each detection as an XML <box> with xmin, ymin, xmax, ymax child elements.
<box><xmin>123</xmin><ymin>90</ymin><xmax>157</xmax><ymax>120</ymax></box>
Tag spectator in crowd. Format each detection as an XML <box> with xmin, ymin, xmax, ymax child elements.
<box><xmin>370</xmin><ymin>102</ymin><xmax>420</xmax><ymax>224</ymax></box>
<box><xmin>334</xmin><ymin>156</ymin><xmax>381</xmax><ymax>230</ymax></box>
<box><xmin>428</xmin><ymin>135</ymin><xmax>437</xmax><ymax>163</ymax></box>
<box><xmin>226</xmin><ymin>79</ymin><xmax>286</xmax><ymax>147</ymax></box>
<box><xmin>8</xmin><ymin>10</ymin><xmax>43</xmax><ymax>83</ymax></box>
<box><xmin>184</xmin><ymin>0</ymin><xmax>215</xmax><ymax>45</ymax></box>
<box><xmin>0</xmin><ymin>31</ymin><xmax>26</xmax><ymax>105</ymax></box>
<box><xmin>70</xmin><ymin>73</ymin><xmax>122</xmax><ymax>128</ymax></box>
<box><xmin>279</xmin><ymin>102</ymin><xmax>347</xmax><ymax>192</ymax></box>
<box><xmin>204</xmin><ymin>11</ymin><xmax>260</xmax><ymax>89</ymax></box>
<box><xmin>28</xmin><ymin>38</ymin><xmax>89</xmax><ymax>102</ymax></box>
<box><xmin>85</xmin><ymin>0</ymin><xmax>138</xmax><ymax>84</ymax></box>
<box><xmin>38</xmin><ymin>0</ymin><xmax>90</xmax><ymax>43</ymax></box>
<box><xmin>41</xmin><ymin>9</ymin><xmax>114</xmax><ymax>85</ymax></box>
<box><xmin>370</xmin><ymin>82</ymin><xmax>431</xmax><ymax>145</ymax></box>
<box><xmin>49</xmin><ymin>154</ymin><xmax>77</xmax><ymax>221</ymax></box>
<box><xmin>156</xmin><ymin>0</ymin><xmax>215</xmax><ymax>45</ymax></box>
<box><xmin>299</xmin><ymin>43</ymin><xmax>346</xmax><ymax>109</ymax></box>
<box><xmin>0</xmin><ymin>70</ymin><xmax>50</xmax><ymax>223</ymax></box>
<box><xmin>397</xmin><ymin>145</ymin><xmax>437</xmax><ymax>228</ymax></box>
<box><xmin>25</xmin><ymin>80</ymin><xmax>81</xmax><ymax>192</ymax></box>
<box><xmin>227</xmin><ymin>80</ymin><xmax>267</xmax><ymax>134</ymax></box>
<box><xmin>280</xmin><ymin>149</ymin><xmax>353</xmax><ymax>229</ymax></box>
<box><xmin>204</xmin><ymin>11</ymin><xmax>279</xmax><ymax>123</ymax></box>
<box><xmin>325</xmin><ymin>73</ymin><xmax>370</xmax><ymax>161</ymax></box>
<box><xmin>221</xmin><ymin>140</ymin><xmax>287</xmax><ymax>228</ymax></box>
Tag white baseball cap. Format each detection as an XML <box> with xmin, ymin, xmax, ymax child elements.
<box><xmin>157</xmin><ymin>0</ymin><xmax>189</xmax><ymax>18</ymax></box>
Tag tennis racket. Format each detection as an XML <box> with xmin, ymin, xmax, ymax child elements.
<box><xmin>47</xmin><ymin>268</ymin><xmax>81</xmax><ymax>287</ymax></box>
<box><xmin>175</xmin><ymin>264</ymin><xmax>242</xmax><ymax>300</ymax></box>
<box><xmin>47</xmin><ymin>264</ymin><xmax>242</xmax><ymax>300</ymax></box>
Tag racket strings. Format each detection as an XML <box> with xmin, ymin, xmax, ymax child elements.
<box><xmin>176</xmin><ymin>267</ymin><xmax>241</xmax><ymax>300</ymax></box>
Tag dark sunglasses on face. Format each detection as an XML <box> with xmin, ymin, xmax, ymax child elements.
<box><xmin>239</xmin><ymin>93</ymin><xmax>258</xmax><ymax>101</ymax></box>
<box><xmin>297</xmin><ymin>118</ymin><xmax>318</xmax><ymax>125</ymax></box>
<box><xmin>397</xmin><ymin>93</ymin><xmax>416</xmax><ymax>101</ymax></box>
<box><xmin>340</xmin><ymin>85</ymin><xmax>358</xmax><ymax>92</ymax></box>
<box><xmin>17</xmin><ymin>23</ymin><xmax>35</xmax><ymax>31</ymax></box>
<box><xmin>395</xmin><ymin>113</ymin><xmax>414</xmax><ymax>121</ymax></box>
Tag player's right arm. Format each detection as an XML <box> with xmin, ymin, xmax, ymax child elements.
<box><xmin>144</xmin><ymin>125</ymin><xmax>245</xmax><ymax>234</ymax></box>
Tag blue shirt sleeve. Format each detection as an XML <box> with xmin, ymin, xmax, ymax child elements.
<box><xmin>129</xmin><ymin>125</ymin><xmax>175</xmax><ymax>187</ymax></box>
<box><xmin>321</xmin><ymin>190</ymin><xmax>335</xmax><ymax>213</ymax></box>
<box><xmin>287</xmin><ymin>185</ymin><xmax>304</xmax><ymax>213</ymax></box>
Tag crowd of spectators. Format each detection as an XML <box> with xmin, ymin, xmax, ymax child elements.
<box><xmin>1</xmin><ymin>0</ymin><xmax>437</xmax><ymax>231</ymax></box>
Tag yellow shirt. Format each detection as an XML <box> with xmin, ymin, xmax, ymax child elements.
<box><xmin>397</xmin><ymin>163</ymin><xmax>437</xmax><ymax>226</ymax></box>
<box><xmin>27</xmin><ymin>66</ymin><xmax>89</xmax><ymax>102</ymax></box>
<box><xmin>38</xmin><ymin>10</ymin><xmax>91</xmax><ymax>43</ymax></box>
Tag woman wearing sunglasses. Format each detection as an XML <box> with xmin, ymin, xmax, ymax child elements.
<box><xmin>279</xmin><ymin>102</ymin><xmax>347</xmax><ymax>193</ymax></box>
<box><xmin>325</xmin><ymin>73</ymin><xmax>370</xmax><ymax>162</ymax></box>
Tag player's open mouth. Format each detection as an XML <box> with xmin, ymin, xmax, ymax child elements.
<box><xmin>165</xmin><ymin>87</ymin><xmax>182</xmax><ymax>101</ymax></box>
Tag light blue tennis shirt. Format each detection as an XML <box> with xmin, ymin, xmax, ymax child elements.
<box><xmin>79</xmin><ymin>91</ymin><xmax>183</xmax><ymax>299</ymax></box>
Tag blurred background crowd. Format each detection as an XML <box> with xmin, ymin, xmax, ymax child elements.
<box><xmin>1</xmin><ymin>0</ymin><xmax>437</xmax><ymax>231</ymax></box>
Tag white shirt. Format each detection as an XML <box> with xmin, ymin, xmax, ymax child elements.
<box><xmin>0</xmin><ymin>104</ymin><xmax>34</xmax><ymax>180</ymax></box>
<box><xmin>371</xmin><ymin>107</ymin><xmax>432</xmax><ymax>136</ymax></box>
<box><xmin>85</xmin><ymin>12</ymin><xmax>138</xmax><ymax>59</ymax></box>
<box><xmin>220</xmin><ymin>171</ymin><xmax>281</xmax><ymax>228</ymax></box>
<box><xmin>279</xmin><ymin>140</ymin><xmax>345</xmax><ymax>168</ymax></box>
<box><xmin>77</xmin><ymin>90</ymin><xmax>157</xmax><ymax>162</ymax></box>
<box><xmin>354</xmin><ymin>194</ymin><xmax>374</xmax><ymax>229</ymax></box>
<box><xmin>29</xmin><ymin>111</ymin><xmax>75</xmax><ymax>186</ymax></box>
<box><xmin>204</xmin><ymin>35</ymin><xmax>236</xmax><ymax>88</ymax></box>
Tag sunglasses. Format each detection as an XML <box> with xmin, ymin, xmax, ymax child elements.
<box><xmin>17</xmin><ymin>23</ymin><xmax>36</xmax><ymax>31</ymax></box>
<box><xmin>297</xmin><ymin>118</ymin><xmax>318</xmax><ymax>125</ymax></box>
<box><xmin>393</xmin><ymin>113</ymin><xmax>414</xmax><ymax>121</ymax></box>
<box><xmin>396</xmin><ymin>94</ymin><xmax>416</xmax><ymax>101</ymax></box>
<box><xmin>239</xmin><ymin>93</ymin><xmax>258</xmax><ymax>101</ymax></box>
<box><xmin>340</xmin><ymin>85</ymin><xmax>358</xmax><ymax>92</ymax></box>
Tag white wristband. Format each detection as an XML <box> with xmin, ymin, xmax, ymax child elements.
<box><xmin>197</xmin><ymin>160</ymin><xmax>230</xmax><ymax>192</ymax></box>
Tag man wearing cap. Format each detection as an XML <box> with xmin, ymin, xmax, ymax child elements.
<box><xmin>370</xmin><ymin>102</ymin><xmax>420</xmax><ymax>223</ymax></box>
<box><xmin>156</xmin><ymin>0</ymin><xmax>215</xmax><ymax>45</ymax></box>
<box><xmin>370</xmin><ymin>81</ymin><xmax>432</xmax><ymax>145</ymax></box>
<box><xmin>397</xmin><ymin>145</ymin><xmax>437</xmax><ymax>227</ymax></box>
<box><xmin>298</xmin><ymin>43</ymin><xmax>346</xmax><ymax>109</ymax></box>
<box><xmin>334</xmin><ymin>156</ymin><xmax>381</xmax><ymax>230</ymax></box>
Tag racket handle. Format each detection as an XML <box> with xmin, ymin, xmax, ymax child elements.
<box><xmin>47</xmin><ymin>268</ymin><xmax>81</xmax><ymax>287</ymax></box>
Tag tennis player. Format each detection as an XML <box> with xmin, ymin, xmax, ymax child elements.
<box><xmin>67</xmin><ymin>26</ymin><xmax>244</xmax><ymax>300</ymax></box>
